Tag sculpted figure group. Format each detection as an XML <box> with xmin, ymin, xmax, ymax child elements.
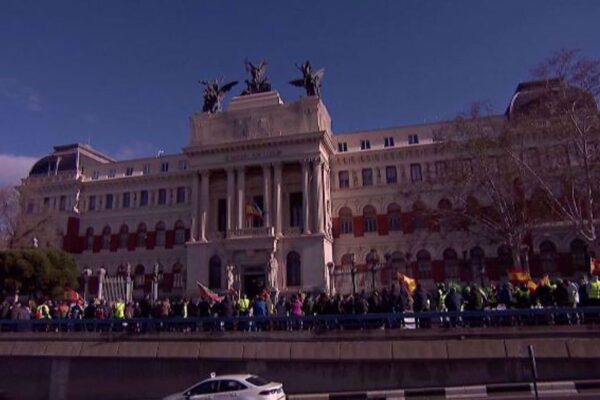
<box><xmin>200</xmin><ymin>59</ymin><xmax>324</xmax><ymax>114</ymax></box>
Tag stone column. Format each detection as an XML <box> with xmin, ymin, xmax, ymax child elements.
<box><xmin>302</xmin><ymin>160</ymin><xmax>311</xmax><ymax>234</ymax></box>
<box><xmin>200</xmin><ymin>170</ymin><xmax>210</xmax><ymax>242</ymax></box>
<box><xmin>262</xmin><ymin>164</ymin><xmax>272</xmax><ymax>227</ymax></box>
<box><xmin>313</xmin><ymin>158</ymin><xmax>325</xmax><ymax>233</ymax></box>
<box><xmin>273</xmin><ymin>162</ymin><xmax>283</xmax><ymax>236</ymax></box>
<box><xmin>226</xmin><ymin>167</ymin><xmax>235</xmax><ymax>233</ymax></box>
<box><xmin>236</xmin><ymin>166</ymin><xmax>246</xmax><ymax>229</ymax></box>
<box><xmin>190</xmin><ymin>172</ymin><xmax>200</xmax><ymax>241</ymax></box>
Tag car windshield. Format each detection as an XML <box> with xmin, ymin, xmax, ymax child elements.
<box><xmin>246</xmin><ymin>376</ymin><xmax>269</xmax><ymax>386</ymax></box>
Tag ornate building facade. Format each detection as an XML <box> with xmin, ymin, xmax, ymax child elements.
<box><xmin>17</xmin><ymin>86</ymin><xmax>589</xmax><ymax>299</ymax></box>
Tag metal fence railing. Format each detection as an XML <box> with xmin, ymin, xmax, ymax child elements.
<box><xmin>1</xmin><ymin>307</ymin><xmax>600</xmax><ymax>334</ymax></box>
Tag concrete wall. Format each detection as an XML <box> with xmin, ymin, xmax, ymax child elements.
<box><xmin>2</xmin><ymin>337</ymin><xmax>600</xmax><ymax>400</ymax></box>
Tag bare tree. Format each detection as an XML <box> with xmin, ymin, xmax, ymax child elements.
<box><xmin>508</xmin><ymin>49</ymin><xmax>600</xmax><ymax>251</ymax></box>
<box><xmin>444</xmin><ymin>103</ymin><xmax>546</xmax><ymax>271</ymax></box>
<box><xmin>0</xmin><ymin>186</ymin><xmax>19</xmax><ymax>249</ymax></box>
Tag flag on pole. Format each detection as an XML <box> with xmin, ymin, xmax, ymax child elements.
<box><xmin>64</xmin><ymin>288</ymin><xmax>83</xmax><ymax>302</ymax></box>
<box><xmin>396</xmin><ymin>272</ymin><xmax>417</xmax><ymax>293</ymax></box>
<box><xmin>590</xmin><ymin>258</ymin><xmax>600</xmax><ymax>276</ymax></box>
<box><xmin>196</xmin><ymin>281</ymin><xmax>223</xmax><ymax>302</ymax></box>
<box><xmin>507</xmin><ymin>269</ymin><xmax>531</xmax><ymax>284</ymax></box>
<box><xmin>245</xmin><ymin>202</ymin><xmax>263</xmax><ymax>217</ymax></box>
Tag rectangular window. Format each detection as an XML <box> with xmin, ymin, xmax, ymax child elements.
<box><xmin>360</xmin><ymin>140</ymin><xmax>371</xmax><ymax>150</ymax></box>
<box><xmin>88</xmin><ymin>196</ymin><xmax>96</xmax><ymax>211</ymax></box>
<box><xmin>92</xmin><ymin>171</ymin><xmax>99</xmax><ymax>180</ymax></box>
<box><xmin>160</xmin><ymin>162</ymin><xmax>169</xmax><ymax>172</ymax></box>
<box><xmin>410</xmin><ymin>163</ymin><xmax>423</xmax><ymax>182</ymax></box>
<box><xmin>386</xmin><ymin>166</ymin><xmax>397</xmax><ymax>184</ymax></box>
<box><xmin>43</xmin><ymin>197</ymin><xmax>50</xmax><ymax>209</ymax></box>
<box><xmin>337</xmin><ymin>142</ymin><xmax>348</xmax><ymax>152</ymax></box>
<box><xmin>362</xmin><ymin>168</ymin><xmax>373</xmax><ymax>186</ymax></box>
<box><xmin>140</xmin><ymin>190</ymin><xmax>149</xmax><ymax>206</ymax></box>
<box><xmin>289</xmin><ymin>192</ymin><xmax>303</xmax><ymax>228</ymax></box>
<box><xmin>142</xmin><ymin>164</ymin><xmax>151</xmax><ymax>175</ymax></box>
<box><xmin>125</xmin><ymin>167</ymin><xmax>134</xmax><ymax>176</ymax></box>
<box><xmin>176</xmin><ymin>187</ymin><xmax>186</xmax><ymax>204</ymax></box>
<box><xmin>122</xmin><ymin>192</ymin><xmax>131</xmax><ymax>208</ymax></box>
<box><xmin>59</xmin><ymin>195</ymin><xmax>66</xmax><ymax>211</ymax></box>
<box><xmin>217</xmin><ymin>198</ymin><xmax>227</xmax><ymax>233</ymax></box>
<box><xmin>108</xmin><ymin>168</ymin><xmax>116</xmax><ymax>178</ymax></box>
<box><xmin>158</xmin><ymin>189</ymin><xmax>167</xmax><ymax>205</ymax></box>
<box><xmin>435</xmin><ymin>161</ymin><xmax>447</xmax><ymax>178</ymax></box>
<box><xmin>338</xmin><ymin>171</ymin><xmax>350</xmax><ymax>188</ymax></box>
<box><xmin>178</xmin><ymin>159</ymin><xmax>188</xmax><ymax>171</ymax></box>
<box><xmin>408</xmin><ymin>134</ymin><xmax>419</xmax><ymax>145</ymax></box>
<box><xmin>105</xmin><ymin>194</ymin><xmax>113</xmax><ymax>210</ymax></box>
<box><xmin>384</xmin><ymin>137</ymin><xmax>395</xmax><ymax>147</ymax></box>
<box><xmin>26</xmin><ymin>202</ymin><xmax>34</xmax><ymax>214</ymax></box>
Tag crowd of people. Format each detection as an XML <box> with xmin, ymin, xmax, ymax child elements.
<box><xmin>1</xmin><ymin>274</ymin><xmax>600</xmax><ymax>331</ymax></box>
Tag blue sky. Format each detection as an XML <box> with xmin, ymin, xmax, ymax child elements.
<box><xmin>1</xmin><ymin>1</ymin><xmax>599</xmax><ymax>184</ymax></box>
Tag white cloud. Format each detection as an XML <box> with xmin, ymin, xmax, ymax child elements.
<box><xmin>0</xmin><ymin>154</ymin><xmax>38</xmax><ymax>186</ymax></box>
<box><xmin>113</xmin><ymin>140</ymin><xmax>159</xmax><ymax>160</ymax></box>
<box><xmin>0</xmin><ymin>78</ymin><xmax>43</xmax><ymax>113</ymax></box>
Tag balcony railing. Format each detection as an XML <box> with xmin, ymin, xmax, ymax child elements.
<box><xmin>227</xmin><ymin>226</ymin><xmax>275</xmax><ymax>238</ymax></box>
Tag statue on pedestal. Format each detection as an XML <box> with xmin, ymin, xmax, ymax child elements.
<box><xmin>241</xmin><ymin>60</ymin><xmax>271</xmax><ymax>95</ymax></box>
<box><xmin>226</xmin><ymin>264</ymin><xmax>236</xmax><ymax>292</ymax></box>
<box><xmin>200</xmin><ymin>79</ymin><xmax>238</xmax><ymax>114</ymax></box>
<box><xmin>267</xmin><ymin>253</ymin><xmax>278</xmax><ymax>289</ymax></box>
<box><xmin>289</xmin><ymin>61</ymin><xmax>325</xmax><ymax>98</ymax></box>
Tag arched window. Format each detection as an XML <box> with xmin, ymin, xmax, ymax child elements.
<box><xmin>287</xmin><ymin>251</ymin><xmax>302</xmax><ymax>287</ymax></box>
<box><xmin>497</xmin><ymin>244</ymin><xmax>513</xmax><ymax>272</ymax></box>
<box><xmin>570</xmin><ymin>239</ymin><xmax>588</xmax><ymax>273</ymax></box>
<box><xmin>339</xmin><ymin>207</ymin><xmax>353</xmax><ymax>234</ymax></box>
<box><xmin>134</xmin><ymin>264</ymin><xmax>145</xmax><ymax>288</ymax></box>
<box><xmin>85</xmin><ymin>227</ymin><xmax>94</xmax><ymax>251</ymax></box>
<box><xmin>391</xmin><ymin>251</ymin><xmax>406</xmax><ymax>275</ymax></box>
<box><xmin>387</xmin><ymin>203</ymin><xmax>402</xmax><ymax>232</ymax></box>
<box><xmin>119</xmin><ymin>225</ymin><xmax>129</xmax><ymax>249</ymax></box>
<box><xmin>172</xmin><ymin>262</ymin><xmax>184</xmax><ymax>289</ymax></box>
<box><xmin>413</xmin><ymin>201</ymin><xmax>428</xmax><ymax>230</ymax></box>
<box><xmin>209</xmin><ymin>255</ymin><xmax>221</xmax><ymax>290</ymax></box>
<box><xmin>174</xmin><ymin>220</ymin><xmax>186</xmax><ymax>245</ymax></box>
<box><xmin>540</xmin><ymin>241</ymin><xmax>558</xmax><ymax>273</ymax></box>
<box><xmin>466</xmin><ymin>196</ymin><xmax>480</xmax><ymax>216</ymax></box>
<box><xmin>137</xmin><ymin>223</ymin><xmax>147</xmax><ymax>248</ymax></box>
<box><xmin>155</xmin><ymin>221</ymin><xmax>166</xmax><ymax>247</ymax></box>
<box><xmin>438</xmin><ymin>198</ymin><xmax>452</xmax><ymax>210</ymax></box>
<box><xmin>363</xmin><ymin>205</ymin><xmax>377</xmax><ymax>233</ymax></box>
<box><xmin>416</xmin><ymin>250</ymin><xmax>432</xmax><ymax>279</ymax></box>
<box><xmin>341</xmin><ymin>253</ymin><xmax>354</xmax><ymax>268</ymax></box>
<box><xmin>443</xmin><ymin>248</ymin><xmax>459</xmax><ymax>279</ymax></box>
<box><xmin>101</xmin><ymin>226</ymin><xmax>111</xmax><ymax>250</ymax></box>
<box><xmin>470</xmin><ymin>246</ymin><xmax>485</xmax><ymax>275</ymax></box>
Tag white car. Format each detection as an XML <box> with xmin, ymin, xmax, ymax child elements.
<box><xmin>163</xmin><ymin>373</ymin><xmax>285</xmax><ymax>400</ymax></box>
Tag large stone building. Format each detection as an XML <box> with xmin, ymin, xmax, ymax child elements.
<box><xmin>17</xmin><ymin>84</ymin><xmax>589</xmax><ymax>299</ymax></box>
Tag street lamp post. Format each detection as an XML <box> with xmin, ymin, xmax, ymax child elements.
<box><xmin>152</xmin><ymin>263</ymin><xmax>162</xmax><ymax>302</ymax></box>
<box><xmin>82</xmin><ymin>268</ymin><xmax>92</xmax><ymax>301</ymax></box>
<box><xmin>326</xmin><ymin>262</ymin><xmax>335</xmax><ymax>295</ymax></box>
<box><xmin>367</xmin><ymin>249</ymin><xmax>379</xmax><ymax>292</ymax></box>
<box><xmin>97</xmin><ymin>267</ymin><xmax>106</xmax><ymax>300</ymax></box>
<box><xmin>350</xmin><ymin>254</ymin><xmax>357</xmax><ymax>297</ymax></box>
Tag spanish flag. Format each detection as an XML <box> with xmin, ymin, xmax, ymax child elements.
<box><xmin>245</xmin><ymin>202</ymin><xmax>263</xmax><ymax>217</ymax></box>
<box><xmin>526</xmin><ymin>280</ymin><xmax>538</xmax><ymax>292</ymax></box>
<box><xmin>507</xmin><ymin>269</ymin><xmax>531</xmax><ymax>284</ymax></box>
<box><xmin>396</xmin><ymin>272</ymin><xmax>417</xmax><ymax>293</ymax></box>
<box><xmin>590</xmin><ymin>258</ymin><xmax>600</xmax><ymax>276</ymax></box>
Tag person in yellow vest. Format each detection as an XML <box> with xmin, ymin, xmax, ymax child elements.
<box><xmin>182</xmin><ymin>298</ymin><xmax>189</xmax><ymax>319</ymax></box>
<box><xmin>238</xmin><ymin>294</ymin><xmax>250</xmax><ymax>316</ymax></box>
<box><xmin>589</xmin><ymin>276</ymin><xmax>600</xmax><ymax>307</ymax></box>
<box><xmin>114</xmin><ymin>298</ymin><xmax>125</xmax><ymax>319</ymax></box>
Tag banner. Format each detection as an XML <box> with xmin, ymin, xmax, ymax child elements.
<box><xmin>196</xmin><ymin>281</ymin><xmax>223</xmax><ymax>302</ymax></box>
<box><xmin>591</xmin><ymin>258</ymin><xmax>600</xmax><ymax>276</ymax></box>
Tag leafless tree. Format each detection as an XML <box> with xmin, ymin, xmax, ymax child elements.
<box><xmin>444</xmin><ymin>103</ymin><xmax>547</xmax><ymax>271</ymax></box>
<box><xmin>0</xmin><ymin>186</ymin><xmax>19</xmax><ymax>249</ymax></box>
<box><xmin>507</xmin><ymin>49</ymin><xmax>600</xmax><ymax>251</ymax></box>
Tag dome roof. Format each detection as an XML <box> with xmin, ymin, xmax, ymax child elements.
<box><xmin>29</xmin><ymin>153</ymin><xmax>77</xmax><ymax>176</ymax></box>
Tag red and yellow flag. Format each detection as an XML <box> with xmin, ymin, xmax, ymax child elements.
<box><xmin>507</xmin><ymin>269</ymin><xmax>531</xmax><ymax>284</ymax></box>
<box><xmin>590</xmin><ymin>258</ymin><xmax>600</xmax><ymax>276</ymax></box>
<box><xmin>396</xmin><ymin>272</ymin><xmax>417</xmax><ymax>293</ymax></box>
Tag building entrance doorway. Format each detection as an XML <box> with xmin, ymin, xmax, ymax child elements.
<box><xmin>243</xmin><ymin>273</ymin><xmax>266</xmax><ymax>299</ymax></box>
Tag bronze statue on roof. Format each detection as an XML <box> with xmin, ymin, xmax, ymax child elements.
<box><xmin>200</xmin><ymin>78</ymin><xmax>238</xmax><ymax>114</ymax></box>
<box><xmin>289</xmin><ymin>61</ymin><xmax>325</xmax><ymax>98</ymax></box>
<box><xmin>241</xmin><ymin>60</ymin><xmax>272</xmax><ymax>95</ymax></box>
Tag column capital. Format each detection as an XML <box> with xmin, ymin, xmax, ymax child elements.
<box><xmin>199</xmin><ymin>169</ymin><xmax>211</xmax><ymax>178</ymax></box>
<box><xmin>312</xmin><ymin>156</ymin><xmax>323</xmax><ymax>166</ymax></box>
<box><xmin>261</xmin><ymin>163</ymin><xmax>272</xmax><ymax>171</ymax></box>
